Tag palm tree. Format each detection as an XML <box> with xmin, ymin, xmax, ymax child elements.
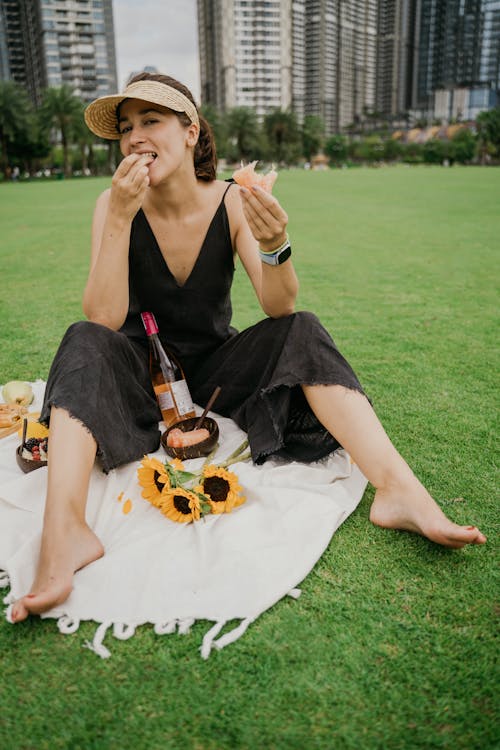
<box><xmin>301</xmin><ymin>115</ymin><xmax>325</xmax><ymax>161</ymax></box>
<box><xmin>476</xmin><ymin>107</ymin><xmax>500</xmax><ymax>164</ymax></box>
<box><xmin>201</xmin><ymin>103</ymin><xmax>227</xmax><ymax>157</ymax></box>
<box><xmin>72</xmin><ymin>100</ymin><xmax>97</xmax><ymax>174</ymax></box>
<box><xmin>40</xmin><ymin>86</ymin><xmax>83</xmax><ymax>177</ymax></box>
<box><xmin>226</xmin><ymin>107</ymin><xmax>260</xmax><ymax>162</ymax></box>
<box><xmin>263</xmin><ymin>109</ymin><xmax>301</xmax><ymax>165</ymax></box>
<box><xmin>0</xmin><ymin>81</ymin><xmax>33</xmax><ymax>178</ymax></box>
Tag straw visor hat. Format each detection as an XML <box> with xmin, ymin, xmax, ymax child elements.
<box><xmin>84</xmin><ymin>80</ymin><xmax>200</xmax><ymax>140</ymax></box>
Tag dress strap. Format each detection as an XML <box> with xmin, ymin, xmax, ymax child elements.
<box><xmin>222</xmin><ymin>180</ymin><xmax>235</xmax><ymax>201</ymax></box>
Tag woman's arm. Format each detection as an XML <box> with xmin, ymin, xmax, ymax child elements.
<box><xmin>229</xmin><ymin>184</ymin><xmax>299</xmax><ymax>318</ymax></box>
<box><xmin>82</xmin><ymin>153</ymin><xmax>153</xmax><ymax>329</ymax></box>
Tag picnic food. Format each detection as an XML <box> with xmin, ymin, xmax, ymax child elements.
<box><xmin>21</xmin><ymin>436</ymin><xmax>48</xmax><ymax>462</ymax></box>
<box><xmin>15</xmin><ymin>416</ymin><xmax>49</xmax><ymax>472</ymax></box>
<box><xmin>0</xmin><ymin>403</ymin><xmax>27</xmax><ymax>429</ymax></box>
<box><xmin>232</xmin><ymin>161</ymin><xmax>278</xmax><ymax>193</ymax></box>
<box><xmin>141</xmin><ymin>312</ymin><xmax>196</xmax><ymax>427</ymax></box>
<box><xmin>17</xmin><ymin>417</ymin><xmax>49</xmax><ymax>440</ymax></box>
<box><xmin>166</xmin><ymin>427</ymin><xmax>210</xmax><ymax>448</ymax></box>
<box><xmin>2</xmin><ymin>381</ymin><xmax>34</xmax><ymax>406</ymax></box>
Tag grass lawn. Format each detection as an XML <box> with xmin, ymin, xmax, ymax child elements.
<box><xmin>0</xmin><ymin>166</ymin><xmax>498</xmax><ymax>749</ymax></box>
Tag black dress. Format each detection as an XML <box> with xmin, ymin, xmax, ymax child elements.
<box><xmin>41</xmin><ymin>184</ymin><xmax>366</xmax><ymax>472</ymax></box>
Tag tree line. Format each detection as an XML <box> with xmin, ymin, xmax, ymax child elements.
<box><xmin>1</xmin><ymin>80</ymin><xmax>499</xmax><ymax>180</ymax></box>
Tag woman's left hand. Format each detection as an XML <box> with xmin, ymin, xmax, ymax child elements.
<box><xmin>239</xmin><ymin>186</ymin><xmax>288</xmax><ymax>252</ymax></box>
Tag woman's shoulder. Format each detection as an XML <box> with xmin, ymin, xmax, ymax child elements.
<box><xmin>198</xmin><ymin>178</ymin><xmax>242</xmax><ymax>217</ymax></box>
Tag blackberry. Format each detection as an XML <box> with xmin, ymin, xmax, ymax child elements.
<box><xmin>24</xmin><ymin>438</ymin><xmax>40</xmax><ymax>450</ymax></box>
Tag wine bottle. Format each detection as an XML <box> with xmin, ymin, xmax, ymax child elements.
<box><xmin>141</xmin><ymin>311</ymin><xmax>196</xmax><ymax>427</ymax></box>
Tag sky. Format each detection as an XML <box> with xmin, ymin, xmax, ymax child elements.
<box><xmin>113</xmin><ymin>0</ymin><xmax>200</xmax><ymax>100</ymax></box>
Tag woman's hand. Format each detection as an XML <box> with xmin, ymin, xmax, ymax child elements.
<box><xmin>108</xmin><ymin>153</ymin><xmax>154</xmax><ymax>222</ymax></box>
<box><xmin>239</xmin><ymin>185</ymin><xmax>288</xmax><ymax>252</ymax></box>
<box><xmin>82</xmin><ymin>156</ymin><xmax>151</xmax><ymax>329</ymax></box>
<box><xmin>232</xmin><ymin>183</ymin><xmax>298</xmax><ymax>318</ymax></box>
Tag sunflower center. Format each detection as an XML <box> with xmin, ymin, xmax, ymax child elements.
<box><xmin>203</xmin><ymin>476</ymin><xmax>230</xmax><ymax>502</ymax></box>
<box><xmin>173</xmin><ymin>494</ymin><xmax>192</xmax><ymax>514</ymax></box>
<box><xmin>153</xmin><ymin>470</ymin><xmax>164</xmax><ymax>492</ymax></box>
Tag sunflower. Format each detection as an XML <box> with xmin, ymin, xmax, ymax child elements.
<box><xmin>137</xmin><ymin>456</ymin><xmax>170</xmax><ymax>507</ymax></box>
<box><xmin>199</xmin><ymin>465</ymin><xmax>246</xmax><ymax>514</ymax></box>
<box><xmin>159</xmin><ymin>487</ymin><xmax>201</xmax><ymax>523</ymax></box>
<box><xmin>169</xmin><ymin>458</ymin><xmax>185</xmax><ymax>471</ymax></box>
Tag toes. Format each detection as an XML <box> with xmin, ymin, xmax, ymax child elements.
<box><xmin>444</xmin><ymin>525</ymin><xmax>487</xmax><ymax>547</ymax></box>
<box><xmin>11</xmin><ymin>601</ymin><xmax>29</xmax><ymax>623</ymax></box>
<box><xmin>467</xmin><ymin>527</ymin><xmax>487</xmax><ymax>544</ymax></box>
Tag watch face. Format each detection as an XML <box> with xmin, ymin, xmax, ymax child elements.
<box><xmin>277</xmin><ymin>245</ymin><xmax>292</xmax><ymax>264</ymax></box>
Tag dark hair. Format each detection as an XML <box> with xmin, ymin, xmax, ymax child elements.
<box><xmin>125</xmin><ymin>72</ymin><xmax>217</xmax><ymax>181</ymax></box>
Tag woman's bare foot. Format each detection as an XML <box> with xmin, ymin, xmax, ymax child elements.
<box><xmin>11</xmin><ymin>521</ymin><xmax>104</xmax><ymax>622</ymax></box>
<box><xmin>369</xmin><ymin>476</ymin><xmax>487</xmax><ymax>548</ymax></box>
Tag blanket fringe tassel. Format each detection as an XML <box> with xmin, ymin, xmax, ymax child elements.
<box><xmin>200</xmin><ymin>617</ymin><xmax>255</xmax><ymax>660</ymax></box>
<box><xmin>0</xmin><ymin>571</ymin><xmax>10</xmax><ymax>589</ymax></box>
<box><xmin>1</xmin><ymin>567</ymin><xmax>301</xmax><ymax>658</ymax></box>
<box><xmin>83</xmin><ymin>621</ymin><xmax>113</xmax><ymax>659</ymax></box>
<box><xmin>1</xmin><ymin>572</ymin><xmax>14</xmax><ymax>621</ymax></box>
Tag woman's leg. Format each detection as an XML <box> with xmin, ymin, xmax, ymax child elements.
<box><xmin>11</xmin><ymin>407</ymin><xmax>104</xmax><ymax>622</ymax></box>
<box><xmin>303</xmin><ymin>384</ymin><xmax>486</xmax><ymax>548</ymax></box>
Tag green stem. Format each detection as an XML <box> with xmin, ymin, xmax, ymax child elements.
<box><xmin>221</xmin><ymin>450</ymin><xmax>252</xmax><ymax>468</ymax></box>
<box><xmin>202</xmin><ymin>442</ymin><xmax>220</xmax><ymax>468</ymax></box>
<box><xmin>223</xmin><ymin>439</ymin><xmax>249</xmax><ymax>464</ymax></box>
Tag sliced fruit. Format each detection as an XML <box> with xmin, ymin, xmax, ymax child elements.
<box><xmin>232</xmin><ymin>161</ymin><xmax>278</xmax><ymax>193</ymax></box>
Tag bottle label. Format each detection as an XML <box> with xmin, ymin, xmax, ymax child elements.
<box><xmin>155</xmin><ymin>383</ymin><xmax>174</xmax><ymax>412</ymax></box>
<box><xmin>141</xmin><ymin>311</ymin><xmax>159</xmax><ymax>336</ymax></box>
<box><xmin>171</xmin><ymin>379</ymin><xmax>195</xmax><ymax>416</ymax></box>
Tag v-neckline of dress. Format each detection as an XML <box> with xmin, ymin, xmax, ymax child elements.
<box><xmin>138</xmin><ymin>200</ymin><xmax>225</xmax><ymax>289</ymax></box>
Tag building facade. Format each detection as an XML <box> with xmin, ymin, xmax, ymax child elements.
<box><xmin>412</xmin><ymin>0</ymin><xmax>500</xmax><ymax>120</ymax></box>
<box><xmin>198</xmin><ymin>0</ymin><xmax>381</xmax><ymax>132</ymax></box>
<box><xmin>198</xmin><ymin>0</ymin><xmax>293</xmax><ymax>117</ymax></box>
<box><xmin>376</xmin><ymin>0</ymin><xmax>417</xmax><ymax>119</ymax></box>
<box><xmin>199</xmin><ymin>0</ymin><xmax>498</xmax><ymax>133</ymax></box>
<box><xmin>0</xmin><ymin>0</ymin><xmax>118</xmax><ymax>106</ymax></box>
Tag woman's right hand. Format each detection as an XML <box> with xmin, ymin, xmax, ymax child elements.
<box><xmin>108</xmin><ymin>153</ymin><xmax>155</xmax><ymax>221</ymax></box>
<box><xmin>82</xmin><ymin>154</ymin><xmax>153</xmax><ymax>328</ymax></box>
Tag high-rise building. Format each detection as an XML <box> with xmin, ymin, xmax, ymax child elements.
<box><xmin>198</xmin><ymin>0</ymin><xmax>380</xmax><ymax>132</ymax></box>
<box><xmin>412</xmin><ymin>0</ymin><xmax>500</xmax><ymax>120</ymax></box>
<box><xmin>298</xmin><ymin>0</ymin><xmax>378</xmax><ymax>133</ymax></box>
<box><xmin>197</xmin><ymin>0</ymin><xmax>498</xmax><ymax>133</ymax></box>
<box><xmin>0</xmin><ymin>0</ymin><xmax>118</xmax><ymax>106</ymax></box>
<box><xmin>198</xmin><ymin>0</ymin><xmax>293</xmax><ymax>117</ymax></box>
<box><xmin>376</xmin><ymin>0</ymin><xmax>417</xmax><ymax>119</ymax></box>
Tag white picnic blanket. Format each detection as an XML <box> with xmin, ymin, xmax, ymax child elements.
<box><xmin>0</xmin><ymin>381</ymin><xmax>367</xmax><ymax>658</ymax></box>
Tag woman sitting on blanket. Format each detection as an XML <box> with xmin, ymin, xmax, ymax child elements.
<box><xmin>11</xmin><ymin>73</ymin><xmax>485</xmax><ymax>623</ymax></box>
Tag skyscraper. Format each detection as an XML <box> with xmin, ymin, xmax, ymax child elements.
<box><xmin>198</xmin><ymin>0</ymin><xmax>293</xmax><ymax>117</ymax></box>
<box><xmin>376</xmin><ymin>0</ymin><xmax>417</xmax><ymax>119</ymax></box>
<box><xmin>0</xmin><ymin>0</ymin><xmax>118</xmax><ymax>106</ymax></box>
<box><xmin>198</xmin><ymin>0</ymin><xmax>498</xmax><ymax>133</ymax></box>
<box><xmin>412</xmin><ymin>0</ymin><xmax>500</xmax><ymax>120</ymax></box>
<box><xmin>198</xmin><ymin>0</ymin><xmax>380</xmax><ymax>132</ymax></box>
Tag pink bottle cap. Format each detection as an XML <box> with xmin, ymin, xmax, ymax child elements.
<box><xmin>141</xmin><ymin>311</ymin><xmax>159</xmax><ymax>336</ymax></box>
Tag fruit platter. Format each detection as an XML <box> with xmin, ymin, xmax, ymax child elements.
<box><xmin>16</xmin><ymin>418</ymin><xmax>49</xmax><ymax>473</ymax></box>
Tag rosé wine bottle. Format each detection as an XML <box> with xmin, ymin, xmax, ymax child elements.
<box><xmin>141</xmin><ymin>312</ymin><xmax>196</xmax><ymax>427</ymax></box>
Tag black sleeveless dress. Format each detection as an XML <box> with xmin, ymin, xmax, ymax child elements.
<box><xmin>41</xmin><ymin>185</ymin><xmax>366</xmax><ymax>472</ymax></box>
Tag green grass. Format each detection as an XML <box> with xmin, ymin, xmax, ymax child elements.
<box><xmin>0</xmin><ymin>167</ymin><xmax>498</xmax><ymax>749</ymax></box>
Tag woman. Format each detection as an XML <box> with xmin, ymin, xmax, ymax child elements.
<box><xmin>11</xmin><ymin>73</ymin><xmax>485</xmax><ymax>623</ymax></box>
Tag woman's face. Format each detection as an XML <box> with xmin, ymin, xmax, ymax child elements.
<box><xmin>118</xmin><ymin>98</ymin><xmax>197</xmax><ymax>185</ymax></box>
